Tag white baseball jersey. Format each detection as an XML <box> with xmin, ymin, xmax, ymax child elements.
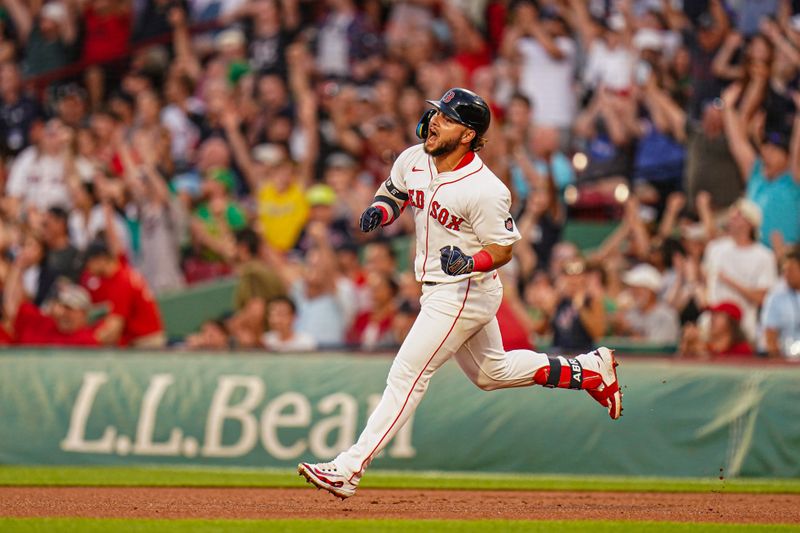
<box><xmin>381</xmin><ymin>144</ymin><xmax>521</xmax><ymax>283</ymax></box>
<box><xmin>333</xmin><ymin>144</ymin><xmax>608</xmax><ymax>486</ymax></box>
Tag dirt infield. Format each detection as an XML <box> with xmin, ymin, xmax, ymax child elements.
<box><xmin>1</xmin><ymin>487</ymin><xmax>799</xmax><ymax>523</ymax></box>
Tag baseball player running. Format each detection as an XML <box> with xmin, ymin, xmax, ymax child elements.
<box><xmin>298</xmin><ymin>88</ymin><xmax>622</xmax><ymax>499</ymax></box>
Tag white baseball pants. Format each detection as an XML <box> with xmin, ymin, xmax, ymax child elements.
<box><xmin>334</xmin><ymin>276</ymin><xmax>554</xmax><ymax>483</ymax></box>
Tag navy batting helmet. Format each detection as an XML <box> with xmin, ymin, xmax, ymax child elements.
<box><xmin>426</xmin><ymin>88</ymin><xmax>491</xmax><ymax>136</ymax></box>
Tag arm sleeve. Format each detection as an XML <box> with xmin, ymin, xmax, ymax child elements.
<box><xmin>470</xmin><ymin>186</ymin><xmax>521</xmax><ymax>247</ymax></box>
<box><xmin>372</xmin><ymin>150</ymin><xmax>411</xmax><ymax>223</ymax></box>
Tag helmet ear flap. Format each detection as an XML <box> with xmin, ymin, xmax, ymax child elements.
<box><xmin>416</xmin><ymin>109</ymin><xmax>436</xmax><ymax>139</ymax></box>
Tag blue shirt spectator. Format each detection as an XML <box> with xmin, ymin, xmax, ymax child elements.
<box><xmin>746</xmin><ymin>159</ymin><xmax>800</xmax><ymax>246</ymax></box>
<box><xmin>760</xmin><ymin>246</ymin><xmax>800</xmax><ymax>358</ymax></box>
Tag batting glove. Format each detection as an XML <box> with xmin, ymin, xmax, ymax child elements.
<box><xmin>440</xmin><ymin>245</ymin><xmax>474</xmax><ymax>276</ymax></box>
<box><xmin>359</xmin><ymin>206</ymin><xmax>384</xmax><ymax>233</ymax></box>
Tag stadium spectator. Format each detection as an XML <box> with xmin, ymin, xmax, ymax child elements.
<box><xmin>272</xmin><ymin>220</ymin><xmax>357</xmax><ymax>347</ymax></box>
<box><xmin>346</xmin><ymin>271</ymin><xmax>397</xmax><ymax>350</ymax></box>
<box><xmin>3</xmin><ymin>242</ymin><xmax>99</xmax><ymax>346</ymax></box>
<box><xmin>225</xmin><ymin>294</ymin><xmax>267</xmax><ymax>348</ymax></box>
<box><xmin>721</xmin><ymin>82</ymin><xmax>800</xmax><ymax>247</ymax></box>
<box><xmin>262</xmin><ymin>295</ymin><xmax>317</xmax><ymax>352</ymax></box>
<box><xmin>0</xmin><ymin>0</ymin><xmax>798</xmax><ymax>354</ymax></box>
<box><xmin>293</xmin><ymin>184</ymin><xmax>352</xmax><ymax>255</ymax></box>
<box><xmin>703</xmin><ymin>199</ymin><xmax>777</xmax><ymax>341</ymax></box>
<box><xmin>514</xmin><ymin>174</ymin><xmax>565</xmax><ymax>276</ymax></box>
<box><xmin>761</xmin><ymin>244</ymin><xmax>800</xmax><ymax>358</ymax></box>
<box><xmin>566</xmin><ymin>0</ymin><xmax>635</xmax><ymax>93</ymax></box>
<box><xmin>185</xmin><ymin>318</ymin><xmax>230</xmax><ymax>350</ymax></box>
<box><xmin>186</xmin><ymin>168</ymin><xmax>247</xmax><ymax>282</ymax></box>
<box><xmin>615</xmin><ymin>263</ymin><xmax>680</xmax><ymax>345</ymax></box>
<box><xmin>234</xmin><ymin>0</ymin><xmax>300</xmax><ymax>76</ymax></box>
<box><xmin>232</xmin><ymin>227</ymin><xmax>285</xmax><ymax>322</ymax></box>
<box><xmin>644</xmin><ymin>84</ymin><xmax>743</xmax><ymax>212</ymax></box>
<box><xmin>502</xmin><ymin>1</ymin><xmax>577</xmax><ymax>140</ymax></box>
<box><xmin>679</xmin><ymin>301</ymin><xmax>753</xmax><ymax>358</ymax></box>
<box><xmin>6</xmin><ymin>118</ymin><xmax>72</xmax><ymax>217</ymax></box>
<box><xmin>81</xmin><ymin>0</ymin><xmax>131</xmax><ymax>65</ymax></box>
<box><xmin>35</xmin><ymin>206</ymin><xmax>82</xmax><ymax>305</ymax></box>
<box><xmin>546</xmin><ymin>257</ymin><xmax>606</xmax><ymax>352</ymax></box>
<box><xmin>81</xmin><ymin>239</ymin><xmax>165</xmax><ymax>347</ymax></box>
<box><xmin>5</xmin><ymin>0</ymin><xmax>78</xmax><ymax>77</ymax></box>
<box><xmin>118</xmin><ymin>129</ymin><xmax>186</xmax><ymax>293</ymax></box>
<box><xmin>314</xmin><ymin>0</ymin><xmax>380</xmax><ymax>81</ymax></box>
<box><xmin>0</xmin><ymin>63</ymin><xmax>41</xmax><ymax>157</ymax></box>
<box><xmin>253</xmin><ymin>147</ymin><xmax>309</xmax><ymax>250</ymax></box>
<box><xmin>323</xmin><ymin>152</ymin><xmax>372</xmax><ymax>226</ymax></box>
<box><xmin>572</xmin><ymin>86</ymin><xmax>636</xmax><ymax>186</ymax></box>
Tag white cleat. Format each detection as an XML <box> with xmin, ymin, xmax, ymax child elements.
<box><xmin>297</xmin><ymin>462</ymin><xmax>357</xmax><ymax>500</ymax></box>
<box><xmin>586</xmin><ymin>347</ymin><xmax>623</xmax><ymax>420</ymax></box>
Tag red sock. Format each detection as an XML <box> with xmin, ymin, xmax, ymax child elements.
<box><xmin>532</xmin><ymin>356</ymin><xmax>602</xmax><ymax>390</ymax></box>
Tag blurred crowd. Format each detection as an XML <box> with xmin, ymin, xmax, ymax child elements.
<box><xmin>0</xmin><ymin>0</ymin><xmax>799</xmax><ymax>359</ymax></box>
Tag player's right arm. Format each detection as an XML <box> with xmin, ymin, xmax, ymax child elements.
<box><xmin>359</xmin><ymin>149</ymin><xmax>412</xmax><ymax>233</ymax></box>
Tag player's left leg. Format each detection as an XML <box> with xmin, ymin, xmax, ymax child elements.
<box><xmin>453</xmin><ymin>318</ymin><xmax>622</xmax><ymax>419</ymax></box>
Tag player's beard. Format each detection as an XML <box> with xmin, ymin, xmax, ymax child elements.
<box><xmin>423</xmin><ymin>135</ymin><xmax>461</xmax><ymax>157</ymax></box>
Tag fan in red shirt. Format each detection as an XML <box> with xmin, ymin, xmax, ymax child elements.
<box><xmin>679</xmin><ymin>301</ymin><xmax>753</xmax><ymax>359</ymax></box>
<box><xmin>346</xmin><ymin>272</ymin><xmax>397</xmax><ymax>350</ymax></box>
<box><xmin>81</xmin><ymin>239</ymin><xmax>166</xmax><ymax>347</ymax></box>
<box><xmin>3</xmin><ymin>242</ymin><xmax>101</xmax><ymax>346</ymax></box>
<box><xmin>81</xmin><ymin>0</ymin><xmax>132</xmax><ymax>65</ymax></box>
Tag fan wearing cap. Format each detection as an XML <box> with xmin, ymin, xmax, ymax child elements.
<box><xmin>703</xmin><ymin>199</ymin><xmax>777</xmax><ymax>341</ymax></box>
<box><xmin>720</xmin><ymin>82</ymin><xmax>800</xmax><ymax>247</ymax></box>
<box><xmin>80</xmin><ymin>239</ymin><xmax>165</xmax><ymax>347</ymax></box>
<box><xmin>615</xmin><ymin>263</ymin><xmax>680</xmax><ymax>345</ymax></box>
<box><xmin>188</xmin><ymin>168</ymin><xmax>248</xmax><ymax>276</ymax></box>
<box><xmin>293</xmin><ymin>184</ymin><xmax>352</xmax><ymax>256</ymax></box>
<box><xmin>679</xmin><ymin>301</ymin><xmax>752</xmax><ymax>358</ymax></box>
<box><xmin>250</xmin><ymin>144</ymin><xmax>309</xmax><ymax>252</ymax></box>
<box><xmin>761</xmin><ymin>244</ymin><xmax>800</xmax><ymax>358</ymax></box>
<box><xmin>8</xmin><ymin>0</ymin><xmax>77</xmax><ymax>77</ymax></box>
<box><xmin>4</xmin><ymin>244</ymin><xmax>100</xmax><ymax>346</ymax></box>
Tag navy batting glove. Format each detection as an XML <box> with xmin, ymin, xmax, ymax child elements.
<box><xmin>359</xmin><ymin>206</ymin><xmax>383</xmax><ymax>233</ymax></box>
<box><xmin>440</xmin><ymin>245</ymin><xmax>474</xmax><ymax>276</ymax></box>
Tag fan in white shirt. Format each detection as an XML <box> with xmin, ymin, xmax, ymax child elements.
<box><xmin>703</xmin><ymin>199</ymin><xmax>778</xmax><ymax>341</ymax></box>
<box><xmin>262</xmin><ymin>296</ymin><xmax>317</xmax><ymax>352</ymax></box>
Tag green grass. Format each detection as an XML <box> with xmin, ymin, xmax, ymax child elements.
<box><xmin>1</xmin><ymin>519</ymin><xmax>799</xmax><ymax>533</ymax></box>
<box><xmin>1</xmin><ymin>466</ymin><xmax>800</xmax><ymax>494</ymax></box>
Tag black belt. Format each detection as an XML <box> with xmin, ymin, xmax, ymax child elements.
<box><xmin>423</xmin><ymin>281</ymin><xmax>439</xmax><ymax>286</ymax></box>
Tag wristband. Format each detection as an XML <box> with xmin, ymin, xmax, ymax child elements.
<box><xmin>375</xmin><ymin>205</ymin><xmax>389</xmax><ymax>224</ymax></box>
<box><xmin>472</xmin><ymin>250</ymin><xmax>493</xmax><ymax>272</ymax></box>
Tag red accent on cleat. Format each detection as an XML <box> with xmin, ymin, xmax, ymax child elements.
<box><xmin>585</xmin><ymin>348</ymin><xmax>623</xmax><ymax>420</ymax></box>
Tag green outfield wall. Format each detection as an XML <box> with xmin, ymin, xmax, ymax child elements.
<box><xmin>0</xmin><ymin>351</ymin><xmax>798</xmax><ymax>477</ymax></box>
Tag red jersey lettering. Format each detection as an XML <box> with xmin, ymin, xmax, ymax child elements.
<box><xmin>429</xmin><ymin>201</ymin><xmax>440</xmax><ymax>219</ymax></box>
<box><xmin>407</xmin><ymin>189</ymin><xmax>425</xmax><ymax>209</ymax></box>
<box><xmin>446</xmin><ymin>215</ymin><xmax>464</xmax><ymax>231</ymax></box>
